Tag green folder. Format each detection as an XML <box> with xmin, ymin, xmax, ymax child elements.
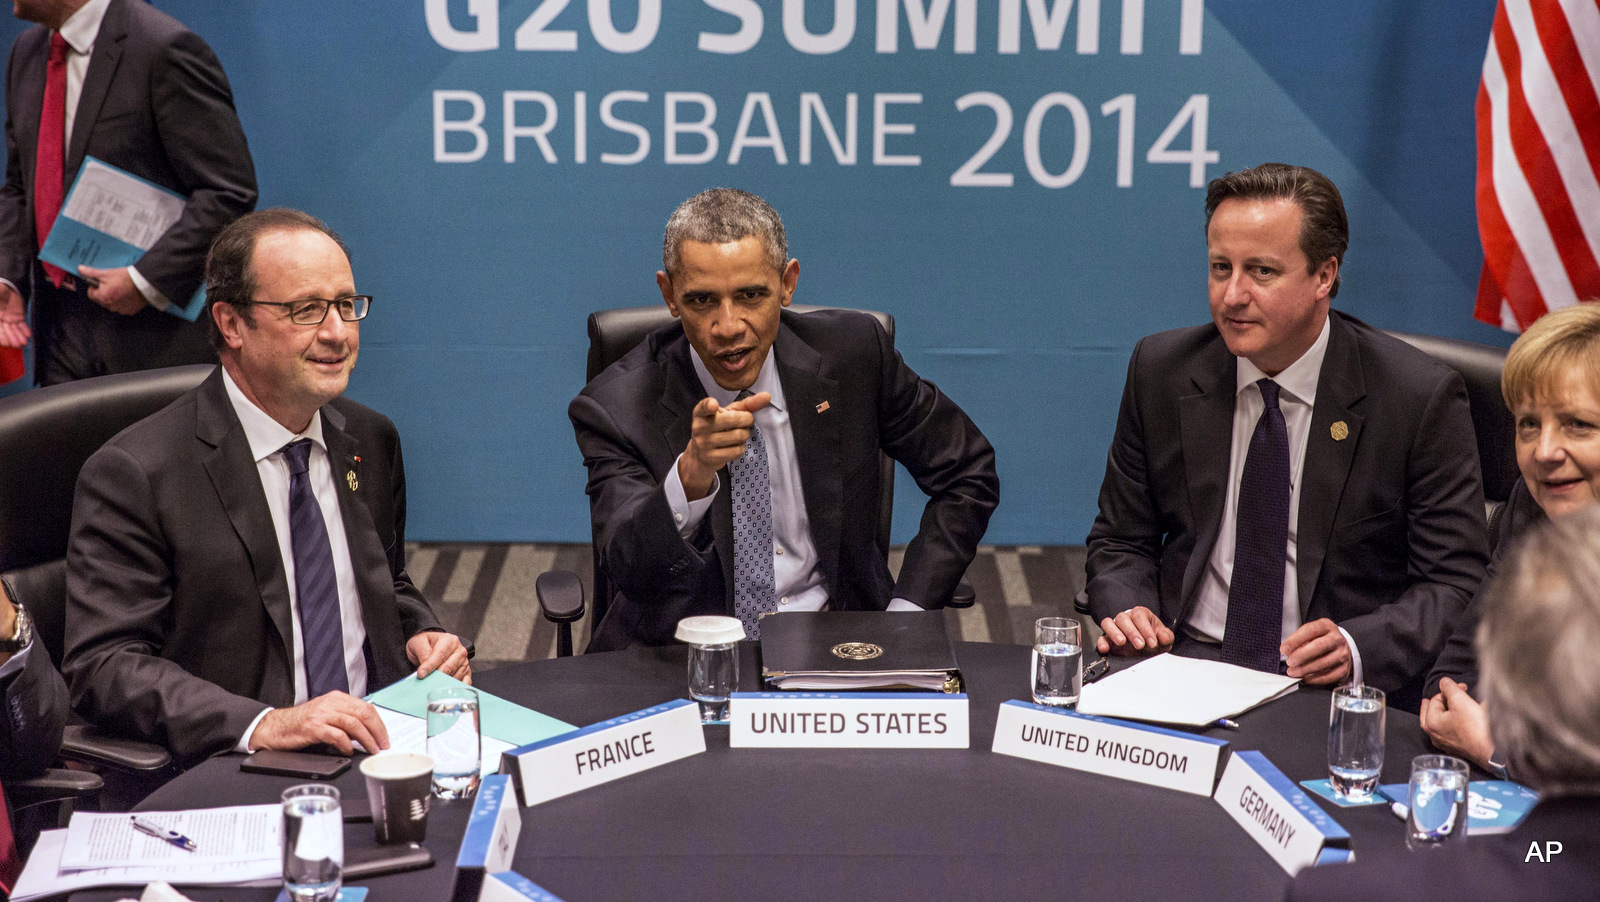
<box><xmin>366</xmin><ymin>670</ymin><xmax>575</xmax><ymax>747</ymax></box>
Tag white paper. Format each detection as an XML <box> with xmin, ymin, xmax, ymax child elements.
<box><xmin>374</xmin><ymin>706</ymin><xmax>514</xmax><ymax>777</ymax></box>
<box><xmin>59</xmin><ymin>159</ymin><xmax>185</xmax><ymax>249</ymax></box>
<box><xmin>59</xmin><ymin>805</ymin><xmax>280</xmax><ymax>869</ymax></box>
<box><xmin>12</xmin><ymin>830</ymin><xmax>280</xmax><ymax>902</ymax></box>
<box><xmin>1075</xmin><ymin>654</ymin><xmax>1299</xmax><ymax>726</ymax></box>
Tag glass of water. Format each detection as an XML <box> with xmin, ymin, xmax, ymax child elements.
<box><xmin>427</xmin><ymin>687</ymin><xmax>481</xmax><ymax>799</ymax></box>
<box><xmin>676</xmin><ymin>616</ymin><xmax>745</xmax><ymax>724</ymax></box>
<box><xmin>1327</xmin><ymin>684</ymin><xmax>1386</xmax><ymax>801</ymax></box>
<box><xmin>1032</xmin><ymin>617</ymin><xmax>1083</xmax><ymax>707</ymax></box>
<box><xmin>1407</xmin><ymin>754</ymin><xmax>1470</xmax><ymax>850</ymax></box>
<box><xmin>282</xmin><ymin>784</ymin><xmax>342</xmax><ymax>902</ymax></box>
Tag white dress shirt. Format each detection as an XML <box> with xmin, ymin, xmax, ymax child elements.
<box><xmin>1185</xmin><ymin>317</ymin><xmax>1363</xmax><ymax>684</ymax></box>
<box><xmin>664</xmin><ymin>349</ymin><xmax>919</xmax><ymax>615</ymax></box>
<box><xmin>0</xmin><ymin>0</ymin><xmax>171</xmax><ymax>310</ymax></box>
<box><xmin>224</xmin><ymin>370</ymin><xmax>369</xmax><ymax>748</ymax></box>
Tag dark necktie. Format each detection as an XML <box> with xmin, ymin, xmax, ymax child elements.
<box><xmin>283</xmin><ymin>439</ymin><xmax>349</xmax><ymax>697</ymax></box>
<box><xmin>1221</xmin><ymin>379</ymin><xmax>1291</xmax><ymax>673</ymax></box>
<box><xmin>729</xmin><ymin>391</ymin><xmax>775</xmax><ymax>639</ymax></box>
<box><xmin>34</xmin><ymin>33</ymin><xmax>68</xmax><ymax>287</ymax></box>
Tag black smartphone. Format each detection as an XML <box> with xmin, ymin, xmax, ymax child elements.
<box><xmin>239</xmin><ymin>749</ymin><xmax>351</xmax><ymax>779</ymax></box>
<box><xmin>343</xmin><ymin>842</ymin><xmax>434</xmax><ymax>879</ymax></box>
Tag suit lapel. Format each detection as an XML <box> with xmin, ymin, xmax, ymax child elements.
<box><xmin>1297</xmin><ymin>313</ymin><xmax>1366</xmax><ymax>612</ymax></box>
<box><xmin>67</xmin><ymin>0</ymin><xmax>128</xmax><ymax>175</ymax></box>
<box><xmin>775</xmin><ymin>322</ymin><xmax>843</xmax><ymax>598</ymax></box>
<box><xmin>195</xmin><ymin>371</ymin><xmax>294</xmax><ymax>693</ymax></box>
<box><xmin>655</xmin><ymin>333</ymin><xmax>737</xmax><ymax>602</ymax></box>
<box><xmin>1177</xmin><ymin>335</ymin><xmax>1237</xmax><ymax>610</ymax></box>
<box><xmin>320</xmin><ymin>404</ymin><xmax>405</xmax><ymax>683</ymax></box>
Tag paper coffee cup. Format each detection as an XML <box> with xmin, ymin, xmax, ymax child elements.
<box><xmin>360</xmin><ymin>753</ymin><xmax>434</xmax><ymax>844</ymax></box>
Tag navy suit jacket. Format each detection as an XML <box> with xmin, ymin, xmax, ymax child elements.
<box><xmin>1084</xmin><ymin>311</ymin><xmax>1489</xmax><ymax>697</ymax></box>
<box><xmin>63</xmin><ymin>368</ymin><xmax>440</xmax><ymax>765</ymax></box>
<box><xmin>570</xmin><ymin>308</ymin><xmax>999</xmax><ymax>651</ymax></box>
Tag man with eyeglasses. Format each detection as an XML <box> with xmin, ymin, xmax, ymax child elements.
<box><xmin>61</xmin><ymin>208</ymin><xmax>469</xmax><ymax>765</ymax></box>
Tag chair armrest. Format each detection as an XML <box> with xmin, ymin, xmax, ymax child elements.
<box><xmin>536</xmin><ymin>571</ymin><xmax>586</xmax><ymax>624</ymax></box>
<box><xmin>60</xmin><ymin>724</ymin><xmax>171</xmax><ymax>772</ymax></box>
<box><xmin>5</xmin><ymin>767</ymin><xmax>103</xmax><ymax>809</ymax></box>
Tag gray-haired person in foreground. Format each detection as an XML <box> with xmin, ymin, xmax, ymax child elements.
<box><xmin>1287</xmin><ymin>504</ymin><xmax>1600</xmax><ymax>901</ymax></box>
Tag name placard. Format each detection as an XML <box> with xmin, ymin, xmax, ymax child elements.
<box><xmin>478</xmin><ymin>872</ymin><xmax>567</xmax><ymax>902</ymax></box>
<box><xmin>452</xmin><ymin>774</ymin><xmax>522</xmax><ymax>902</ymax></box>
<box><xmin>728</xmin><ymin>692</ymin><xmax>969</xmax><ymax>748</ymax></box>
<box><xmin>1213</xmin><ymin>751</ymin><xmax>1351</xmax><ymax>875</ymax></box>
<box><xmin>500</xmin><ymin>699</ymin><xmax>706</xmax><ymax>807</ymax></box>
<box><xmin>991</xmin><ymin>700</ymin><xmax>1229</xmax><ymax>796</ymax></box>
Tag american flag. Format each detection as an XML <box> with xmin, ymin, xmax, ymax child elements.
<box><xmin>1475</xmin><ymin>0</ymin><xmax>1600</xmax><ymax>332</ymax></box>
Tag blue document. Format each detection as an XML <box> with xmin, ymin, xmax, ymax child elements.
<box><xmin>1379</xmin><ymin>780</ymin><xmax>1538</xmax><ymax>834</ymax></box>
<box><xmin>276</xmin><ymin>888</ymin><xmax>367</xmax><ymax>902</ymax></box>
<box><xmin>38</xmin><ymin>156</ymin><xmax>205</xmax><ymax>321</ymax></box>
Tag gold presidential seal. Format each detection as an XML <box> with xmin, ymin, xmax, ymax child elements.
<box><xmin>831</xmin><ymin>642</ymin><xmax>884</xmax><ymax>661</ymax></box>
<box><xmin>1330</xmin><ymin>421</ymin><xmax>1350</xmax><ymax>441</ymax></box>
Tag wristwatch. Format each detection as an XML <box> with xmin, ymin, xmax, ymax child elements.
<box><xmin>0</xmin><ymin>599</ymin><xmax>32</xmax><ymax>653</ymax></box>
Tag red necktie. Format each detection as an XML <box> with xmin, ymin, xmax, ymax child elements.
<box><xmin>0</xmin><ymin>779</ymin><xmax>22</xmax><ymax>894</ymax></box>
<box><xmin>34</xmin><ymin>32</ymin><xmax>68</xmax><ymax>288</ymax></box>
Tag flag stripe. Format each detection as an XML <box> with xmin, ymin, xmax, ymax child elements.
<box><xmin>1538</xmin><ymin>0</ymin><xmax>1600</xmax><ymax>180</ymax></box>
<box><xmin>1554</xmin><ymin>0</ymin><xmax>1600</xmax><ymax>108</ymax></box>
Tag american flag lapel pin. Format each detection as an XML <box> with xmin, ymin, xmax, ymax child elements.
<box><xmin>816</xmin><ymin>400</ymin><xmax>830</xmax><ymax>413</ymax></box>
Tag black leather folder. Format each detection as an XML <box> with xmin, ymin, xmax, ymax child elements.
<box><xmin>759</xmin><ymin>611</ymin><xmax>963</xmax><ymax>692</ymax></box>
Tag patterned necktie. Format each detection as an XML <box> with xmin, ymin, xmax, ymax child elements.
<box><xmin>729</xmin><ymin>390</ymin><xmax>776</xmax><ymax>639</ymax></box>
<box><xmin>34</xmin><ymin>33</ymin><xmax>68</xmax><ymax>287</ymax></box>
<box><xmin>1221</xmin><ymin>379</ymin><xmax>1291</xmax><ymax>673</ymax></box>
<box><xmin>283</xmin><ymin>439</ymin><xmax>349</xmax><ymax>697</ymax></box>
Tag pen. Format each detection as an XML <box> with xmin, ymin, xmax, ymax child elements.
<box><xmin>1213</xmin><ymin>718</ymin><xmax>1241</xmax><ymax>730</ymax></box>
<box><xmin>131</xmin><ymin>816</ymin><xmax>198</xmax><ymax>851</ymax></box>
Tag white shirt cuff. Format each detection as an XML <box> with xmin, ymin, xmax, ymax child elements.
<box><xmin>0</xmin><ymin>640</ymin><xmax>31</xmax><ymax>680</ymax></box>
<box><xmin>664</xmin><ymin>453</ymin><xmax>719</xmax><ymax>539</ymax></box>
<box><xmin>237</xmin><ymin>707</ymin><xmax>274</xmax><ymax>753</ymax></box>
<box><xmin>127</xmin><ymin>266</ymin><xmax>171</xmax><ymax>312</ymax></box>
<box><xmin>1336</xmin><ymin>626</ymin><xmax>1364</xmax><ymax>687</ymax></box>
<box><xmin>886</xmin><ymin>598</ymin><xmax>922</xmax><ymax>612</ymax></box>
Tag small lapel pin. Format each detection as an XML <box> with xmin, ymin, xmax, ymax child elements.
<box><xmin>816</xmin><ymin>401</ymin><xmax>830</xmax><ymax>413</ymax></box>
<box><xmin>346</xmin><ymin>470</ymin><xmax>359</xmax><ymax>491</ymax></box>
<box><xmin>1330</xmin><ymin>421</ymin><xmax>1350</xmax><ymax>441</ymax></box>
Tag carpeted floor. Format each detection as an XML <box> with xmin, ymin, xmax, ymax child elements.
<box><xmin>407</xmin><ymin>543</ymin><xmax>1097</xmax><ymax>671</ymax></box>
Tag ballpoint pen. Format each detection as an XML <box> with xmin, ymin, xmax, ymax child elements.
<box><xmin>131</xmin><ymin>816</ymin><xmax>198</xmax><ymax>851</ymax></box>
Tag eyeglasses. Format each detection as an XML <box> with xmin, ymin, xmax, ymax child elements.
<box><xmin>246</xmin><ymin>295</ymin><xmax>371</xmax><ymax>325</ymax></box>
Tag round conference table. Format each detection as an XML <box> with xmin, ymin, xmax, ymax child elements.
<box><xmin>70</xmin><ymin>642</ymin><xmax>1434</xmax><ymax>902</ymax></box>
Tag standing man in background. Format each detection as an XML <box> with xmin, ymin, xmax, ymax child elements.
<box><xmin>0</xmin><ymin>0</ymin><xmax>256</xmax><ymax>385</ymax></box>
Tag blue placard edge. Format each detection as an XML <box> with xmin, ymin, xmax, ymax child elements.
<box><xmin>456</xmin><ymin>773</ymin><xmax>512</xmax><ymax>869</ymax></box>
<box><xmin>1235</xmin><ymin>750</ymin><xmax>1351</xmax><ymax>841</ymax></box>
<box><xmin>1001</xmin><ymin>700</ymin><xmax>1230</xmax><ymax>747</ymax></box>
<box><xmin>486</xmin><ymin>871</ymin><xmax>566</xmax><ymax>901</ymax></box>
<box><xmin>505</xmin><ymin>699</ymin><xmax>694</xmax><ymax>756</ymax></box>
<box><xmin>275</xmin><ymin>888</ymin><xmax>368</xmax><ymax>902</ymax></box>
<box><xmin>730</xmin><ymin>692</ymin><xmax>967</xmax><ymax>701</ymax></box>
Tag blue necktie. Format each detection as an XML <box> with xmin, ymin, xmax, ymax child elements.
<box><xmin>729</xmin><ymin>391</ymin><xmax>776</xmax><ymax>639</ymax></box>
<box><xmin>1221</xmin><ymin>379</ymin><xmax>1290</xmax><ymax>673</ymax></box>
<box><xmin>283</xmin><ymin>439</ymin><xmax>350</xmax><ymax>697</ymax></box>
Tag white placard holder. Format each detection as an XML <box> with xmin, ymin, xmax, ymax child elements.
<box><xmin>1213</xmin><ymin>751</ymin><xmax>1352</xmax><ymax>875</ymax></box>
<box><xmin>991</xmin><ymin>700</ymin><xmax>1229</xmax><ymax>796</ymax></box>
<box><xmin>728</xmin><ymin>692</ymin><xmax>969</xmax><ymax>748</ymax></box>
<box><xmin>500</xmin><ymin>699</ymin><xmax>706</xmax><ymax>807</ymax></box>
<box><xmin>453</xmin><ymin>773</ymin><xmax>522</xmax><ymax>902</ymax></box>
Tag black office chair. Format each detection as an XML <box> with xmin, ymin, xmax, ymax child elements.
<box><xmin>0</xmin><ymin>364</ymin><xmax>214</xmax><ymax>808</ymax></box>
<box><xmin>1385</xmin><ymin>331</ymin><xmax>1518</xmax><ymax>515</ymax></box>
<box><xmin>537</xmin><ymin>305</ymin><xmax>974</xmax><ymax>656</ymax></box>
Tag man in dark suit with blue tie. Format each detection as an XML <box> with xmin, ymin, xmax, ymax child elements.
<box><xmin>1082</xmin><ymin>163</ymin><xmax>1488</xmax><ymax>699</ymax></box>
<box><xmin>63</xmin><ymin>209</ymin><xmax>469</xmax><ymax>765</ymax></box>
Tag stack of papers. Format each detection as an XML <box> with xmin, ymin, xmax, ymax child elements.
<box><xmin>1075</xmin><ymin>654</ymin><xmax>1299</xmax><ymax>726</ymax></box>
<box><xmin>365</xmin><ymin>671</ymin><xmax>575</xmax><ymax>775</ymax></box>
<box><xmin>12</xmin><ymin>806</ymin><xmax>282</xmax><ymax>900</ymax></box>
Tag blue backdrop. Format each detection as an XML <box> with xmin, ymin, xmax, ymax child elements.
<box><xmin>2</xmin><ymin>1</ymin><xmax>1511</xmax><ymax>544</ymax></box>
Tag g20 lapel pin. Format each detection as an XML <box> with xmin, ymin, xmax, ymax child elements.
<box><xmin>1330</xmin><ymin>421</ymin><xmax>1350</xmax><ymax>441</ymax></box>
<box><xmin>346</xmin><ymin>470</ymin><xmax>359</xmax><ymax>491</ymax></box>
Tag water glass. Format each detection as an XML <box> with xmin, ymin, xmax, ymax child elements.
<box><xmin>1032</xmin><ymin>617</ymin><xmax>1083</xmax><ymax>707</ymax></box>
<box><xmin>675</xmin><ymin>616</ymin><xmax>746</xmax><ymax>724</ymax></box>
<box><xmin>1327</xmin><ymin>685</ymin><xmax>1386</xmax><ymax>800</ymax></box>
<box><xmin>1407</xmin><ymin>755</ymin><xmax>1470</xmax><ymax>850</ymax></box>
<box><xmin>282</xmin><ymin>784</ymin><xmax>342</xmax><ymax>902</ymax></box>
<box><xmin>427</xmin><ymin>687</ymin><xmax>481</xmax><ymax>799</ymax></box>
